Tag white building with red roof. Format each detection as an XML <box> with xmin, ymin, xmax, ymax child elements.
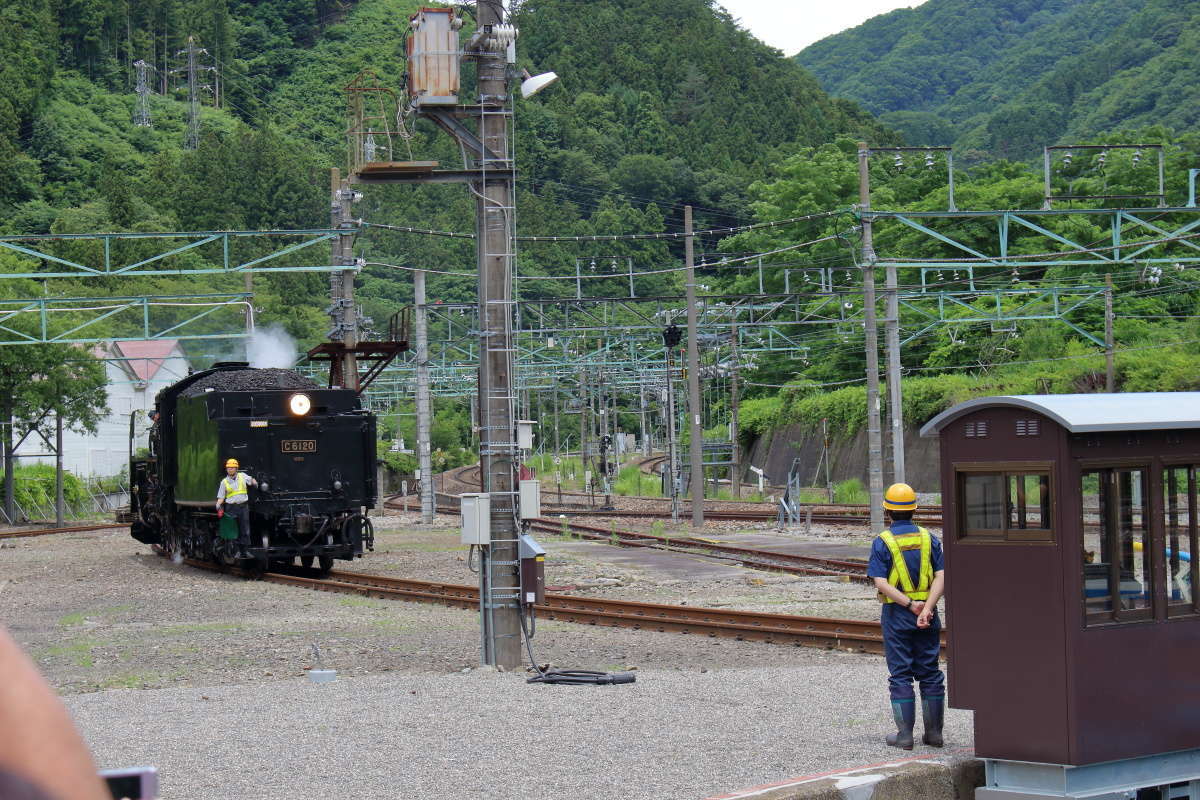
<box><xmin>17</xmin><ymin>340</ymin><xmax>190</xmax><ymax>477</ymax></box>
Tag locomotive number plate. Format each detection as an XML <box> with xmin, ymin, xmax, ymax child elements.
<box><xmin>281</xmin><ymin>439</ymin><xmax>317</xmax><ymax>453</ymax></box>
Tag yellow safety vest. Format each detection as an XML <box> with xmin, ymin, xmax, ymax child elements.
<box><xmin>223</xmin><ymin>473</ymin><xmax>247</xmax><ymax>501</ymax></box>
<box><xmin>877</xmin><ymin>527</ymin><xmax>933</xmax><ymax>604</ymax></box>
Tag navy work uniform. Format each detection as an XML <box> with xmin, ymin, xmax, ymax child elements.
<box><xmin>867</xmin><ymin>518</ymin><xmax>945</xmax><ymax>747</ymax></box>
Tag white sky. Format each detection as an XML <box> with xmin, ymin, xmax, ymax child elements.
<box><xmin>717</xmin><ymin>0</ymin><xmax>918</xmax><ymax>55</ymax></box>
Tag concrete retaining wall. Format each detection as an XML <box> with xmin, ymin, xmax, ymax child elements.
<box><xmin>742</xmin><ymin>423</ymin><xmax>941</xmax><ymax>496</ymax></box>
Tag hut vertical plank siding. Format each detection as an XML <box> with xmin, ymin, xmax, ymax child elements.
<box><xmin>922</xmin><ymin>393</ymin><xmax>1200</xmax><ymax>766</ymax></box>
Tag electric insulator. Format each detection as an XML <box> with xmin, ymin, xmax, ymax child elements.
<box><xmin>925</xmin><ymin>152</ymin><xmax>935</xmax><ymax>169</ymax></box>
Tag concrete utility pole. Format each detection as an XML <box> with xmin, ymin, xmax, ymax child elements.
<box><xmin>414</xmin><ymin>269</ymin><xmax>435</xmax><ymax>523</ymax></box>
<box><xmin>55</xmin><ymin>415</ymin><xmax>64</xmax><ymax>527</ymax></box>
<box><xmin>858</xmin><ymin>143</ymin><xmax>885</xmax><ymax>533</ymax></box>
<box><xmin>884</xmin><ymin>244</ymin><xmax>905</xmax><ymax>485</ymax></box>
<box><xmin>329</xmin><ymin>168</ymin><xmax>358</xmax><ymax>389</ymax></box>
<box><xmin>684</xmin><ymin>206</ymin><xmax>704</xmax><ymax>529</ymax></box>
<box><xmin>1104</xmin><ymin>274</ymin><xmax>1115</xmax><ymax>392</ymax></box>
<box><xmin>665</xmin><ymin>349</ymin><xmax>680</xmax><ymax>523</ymax></box>
<box><xmin>474</xmin><ymin>0</ymin><xmax>521</xmax><ymax>668</ymax></box>
<box><xmin>730</xmin><ymin>323</ymin><xmax>741</xmax><ymax>499</ymax></box>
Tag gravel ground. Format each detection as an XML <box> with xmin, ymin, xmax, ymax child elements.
<box><xmin>1</xmin><ymin>513</ymin><xmax>963</xmax><ymax>799</ymax></box>
<box><xmin>65</xmin><ymin>665</ymin><xmax>973</xmax><ymax>800</ymax></box>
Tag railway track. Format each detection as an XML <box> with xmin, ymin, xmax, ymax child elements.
<box><xmin>380</xmin><ymin>494</ymin><xmax>871</xmax><ymax>582</ymax></box>
<box><xmin>165</xmin><ymin>553</ymin><xmax>928</xmax><ymax>655</ymax></box>
<box><xmin>401</xmin><ymin>463</ymin><xmax>945</xmax><ymax>526</ymax></box>
<box><xmin>0</xmin><ymin>523</ymin><xmax>119</xmax><ymax>540</ymax></box>
<box><xmin>525</xmin><ymin>518</ymin><xmax>872</xmax><ymax>583</ymax></box>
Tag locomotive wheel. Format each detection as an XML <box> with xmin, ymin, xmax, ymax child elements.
<box><xmin>318</xmin><ymin>556</ymin><xmax>334</xmax><ymax>575</ymax></box>
<box><xmin>301</xmin><ymin>555</ymin><xmax>315</xmax><ymax>569</ymax></box>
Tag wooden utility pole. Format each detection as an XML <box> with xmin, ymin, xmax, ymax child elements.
<box><xmin>474</xmin><ymin>0</ymin><xmax>521</xmax><ymax>669</ymax></box>
<box><xmin>1104</xmin><ymin>274</ymin><xmax>1115</xmax><ymax>392</ymax></box>
<box><xmin>685</xmin><ymin>206</ymin><xmax>704</xmax><ymax>528</ymax></box>
<box><xmin>414</xmin><ymin>269</ymin><xmax>434</xmax><ymax>523</ymax></box>
<box><xmin>858</xmin><ymin>142</ymin><xmax>885</xmax><ymax>533</ymax></box>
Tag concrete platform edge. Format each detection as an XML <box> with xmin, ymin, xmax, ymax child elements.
<box><xmin>706</xmin><ymin>753</ymin><xmax>984</xmax><ymax>800</ymax></box>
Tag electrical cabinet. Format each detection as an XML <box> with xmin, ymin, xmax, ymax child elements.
<box><xmin>460</xmin><ymin>493</ymin><xmax>490</xmax><ymax>546</ymax></box>
<box><xmin>519</xmin><ymin>479</ymin><xmax>541</xmax><ymax>520</ymax></box>
<box><xmin>518</xmin><ymin>534</ymin><xmax>545</xmax><ymax>606</ymax></box>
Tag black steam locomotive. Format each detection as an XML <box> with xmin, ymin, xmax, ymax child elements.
<box><xmin>129</xmin><ymin>362</ymin><xmax>376</xmax><ymax>573</ymax></box>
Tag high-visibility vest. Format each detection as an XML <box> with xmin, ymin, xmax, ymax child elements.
<box><xmin>223</xmin><ymin>473</ymin><xmax>248</xmax><ymax>501</ymax></box>
<box><xmin>877</xmin><ymin>527</ymin><xmax>934</xmax><ymax>603</ymax></box>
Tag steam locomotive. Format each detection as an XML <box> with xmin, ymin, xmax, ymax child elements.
<box><xmin>129</xmin><ymin>362</ymin><xmax>376</xmax><ymax>573</ymax></box>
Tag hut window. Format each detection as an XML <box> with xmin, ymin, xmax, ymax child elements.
<box><xmin>1015</xmin><ymin>419</ymin><xmax>1040</xmax><ymax>437</ymax></box>
<box><xmin>1082</xmin><ymin>467</ymin><xmax>1152</xmax><ymax>625</ymax></box>
<box><xmin>1164</xmin><ymin>465</ymin><xmax>1200</xmax><ymax>617</ymax></box>
<box><xmin>958</xmin><ymin>468</ymin><xmax>1053</xmax><ymax>542</ymax></box>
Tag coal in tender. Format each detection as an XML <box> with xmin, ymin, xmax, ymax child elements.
<box><xmin>181</xmin><ymin>368</ymin><xmax>320</xmax><ymax>398</ymax></box>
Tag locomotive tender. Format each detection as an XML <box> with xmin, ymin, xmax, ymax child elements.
<box><xmin>129</xmin><ymin>362</ymin><xmax>376</xmax><ymax>573</ymax></box>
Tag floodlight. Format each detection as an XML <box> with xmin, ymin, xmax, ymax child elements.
<box><xmin>520</xmin><ymin>71</ymin><xmax>558</xmax><ymax>99</ymax></box>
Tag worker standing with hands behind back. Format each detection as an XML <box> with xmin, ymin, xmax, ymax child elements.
<box><xmin>867</xmin><ymin>483</ymin><xmax>946</xmax><ymax>751</ymax></box>
<box><xmin>216</xmin><ymin>458</ymin><xmax>257</xmax><ymax>555</ymax></box>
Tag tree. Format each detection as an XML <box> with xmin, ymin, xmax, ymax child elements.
<box><xmin>0</xmin><ymin>345</ymin><xmax>107</xmax><ymax>520</ymax></box>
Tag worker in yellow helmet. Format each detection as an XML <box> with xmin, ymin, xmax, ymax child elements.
<box><xmin>866</xmin><ymin>482</ymin><xmax>946</xmax><ymax>750</ymax></box>
<box><xmin>215</xmin><ymin>458</ymin><xmax>257</xmax><ymax>553</ymax></box>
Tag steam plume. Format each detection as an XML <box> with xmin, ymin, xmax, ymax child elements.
<box><xmin>246</xmin><ymin>325</ymin><xmax>298</xmax><ymax>369</ymax></box>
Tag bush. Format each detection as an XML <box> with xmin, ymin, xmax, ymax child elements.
<box><xmin>11</xmin><ymin>464</ymin><xmax>89</xmax><ymax>514</ymax></box>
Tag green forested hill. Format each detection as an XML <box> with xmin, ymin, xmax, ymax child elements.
<box><xmin>0</xmin><ymin>0</ymin><xmax>892</xmax><ymax>353</ymax></box>
<box><xmin>796</xmin><ymin>0</ymin><xmax>1200</xmax><ymax>158</ymax></box>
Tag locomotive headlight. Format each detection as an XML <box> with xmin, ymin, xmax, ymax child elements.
<box><xmin>288</xmin><ymin>393</ymin><xmax>312</xmax><ymax>416</ymax></box>
<box><xmin>333</xmin><ymin>480</ymin><xmax>343</xmax><ymax>491</ymax></box>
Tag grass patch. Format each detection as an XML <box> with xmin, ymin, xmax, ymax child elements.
<box><xmin>338</xmin><ymin>596</ymin><xmax>384</xmax><ymax>608</ymax></box>
<box><xmin>613</xmin><ymin>464</ymin><xmax>662</xmax><ymax>497</ymax></box>
<box><xmin>99</xmin><ymin>672</ymin><xmax>157</xmax><ymax>690</ymax></box>
<box><xmin>160</xmin><ymin>622</ymin><xmax>242</xmax><ymax>635</ymax></box>
<box><xmin>43</xmin><ymin>639</ymin><xmax>98</xmax><ymax>667</ymax></box>
<box><xmin>834</xmin><ymin>478</ymin><xmax>870</xmax><ymax>504</ymax></box>
<box><xmin>58</xmin><ymin>612</ymin><xmax>87</xmax><ymax>627</ymax></box>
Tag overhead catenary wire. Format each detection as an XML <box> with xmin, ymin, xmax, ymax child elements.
<box><xmin>361</xmin><ymin>209</ymin><xmax>844</xmax><ymax>242</ymax></box>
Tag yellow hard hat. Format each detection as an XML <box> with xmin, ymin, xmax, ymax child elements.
<box><xmin>225</xmin><ymin>458</ymin><xmax>239</xmax><ymax>469</ymax></box>
<box><xmin>883</xmin><ymin>482</ymin><xmax>918</xmax><ymax>511</ymax></box>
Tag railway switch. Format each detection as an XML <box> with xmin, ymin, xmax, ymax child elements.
<box><xmin>518</xmin><ymin>534</ymin><xmax>545</xmax><ymax>606</ymax></box>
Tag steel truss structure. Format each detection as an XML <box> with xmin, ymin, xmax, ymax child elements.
<box><xmin>0</xmin><ymin>293</ymin><xmax>252</xmax><ymax>345</ymax></box>
<box><xmin>864</xmin><ymin>207</ymin><xmax>1200</xmax><ymax>271</ymax></box>
<box><xmin>0</xmin><ymin>229</ymin><xmax>351</xmax><ymax>279</ymax></box>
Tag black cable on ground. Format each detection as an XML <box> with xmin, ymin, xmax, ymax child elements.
<box><xmin>519</xmin><ymin>604</ymin><xmax>636</xmax><ymax>686</ymax></box>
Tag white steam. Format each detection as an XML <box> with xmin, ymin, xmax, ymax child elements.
<box><xmin>246</xmin><ymin>325</ymin><xmax>298</xmax><ymax>369</ymax></box>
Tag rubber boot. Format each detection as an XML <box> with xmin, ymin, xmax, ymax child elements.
<box><xmin>921</xmin><ymin>696</ymin><xmax>945</xmax><ymax>747</ymax></box>
<box><xmin>886</xmin><ymin>699</ymin><xmax>915</xmax><ymax>750</ymax></box>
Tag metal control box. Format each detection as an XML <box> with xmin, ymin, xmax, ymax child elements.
<box><xmin>519</xmin><ymin>479</ymin><xmax>541</xmax><ymax>520</ymax></box>
<box><xmin>518</xmin><ymin>533</ymin><xmax>545</xmax><ymax>606</ymax></box>
<box><xmin>517</xmin><ymin>420</ymin><xmax>536</xmax><ymax>451</ymax></box>
<box><xmin>460</xmin><ymin>492</ymin><xmax>490</xmax><ymax>545</ymax></box>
